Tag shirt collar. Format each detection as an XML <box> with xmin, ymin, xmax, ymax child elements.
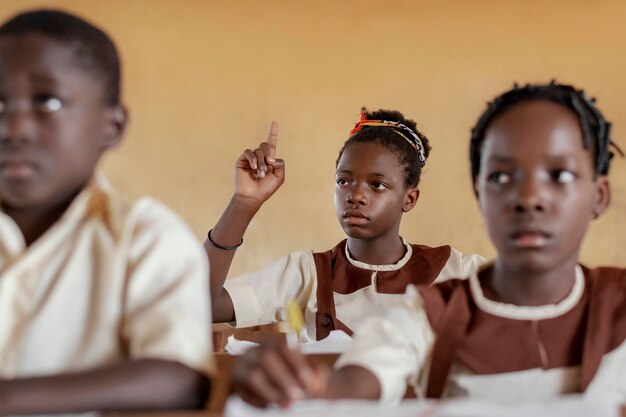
<box><xmin>344</xmin><ymin>237</ymin><xmax>413</xmax><ymax>272</ymax></box>
<box><xmin>469</xmin><ymin>261</ymin><xmax>585</xmax><ymax>320</ymax></box>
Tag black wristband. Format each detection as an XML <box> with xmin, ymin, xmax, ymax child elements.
<box><xmin>207</xmin><ymin>228</ymin><xmax>243</xmax><ymax>250</ymax></box>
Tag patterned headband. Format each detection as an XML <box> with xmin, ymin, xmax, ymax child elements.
<box><xmin>349</xmin><ymin>112</ymin><xmax>427</xmax><ymax>167</ymax></box>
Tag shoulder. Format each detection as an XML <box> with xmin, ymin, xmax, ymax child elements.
<box><xmin>120</xmin><ymin>196</ymin><xmax>205</xmax><ymax>263</ymax></box>
<box><xmin>410</xmin><ymin>243</ymin><xmax>452</xmax><ymax>260</ymax></box>
<box><xmin>583</xmin><ymin>265</ymin><xmax>626</xmax><ymax>352</ymax></box>
<box><xmin>584</xmin><ymin>265</ymin><xmax>626</xmax><ymax>296</ymax></box>
<box><xmin>417</xmin><ymin>278</ymin><xmax>471</xmax><ymax>327</ymax></box>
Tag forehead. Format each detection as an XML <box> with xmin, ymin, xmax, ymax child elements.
<box><xmin>337</xmin><ymin>141</ymin><xmax>403</xmax><ymax>174</ymax></box>
<box><xmin>0</xmin><ymin>33</ymin><xmax>102</xmax><ymax>91</ymax></box>
<box><xmin>481</xmin><ymin>100</ymin><xmax>592</xmax><ymax>164</ymax></box>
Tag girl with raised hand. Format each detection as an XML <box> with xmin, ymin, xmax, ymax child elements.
<box><xmin>206</xmin><ymin>109</ymin><xmax>483</xmax><ymax>341</ymax></box>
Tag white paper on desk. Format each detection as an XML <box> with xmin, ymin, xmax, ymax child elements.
<box><xmin>225</xmin><ymin>396</ymin><xmax>618</xmax><ymax>417</ymax></box>
<box><xmin>225</xmin><ymin>395</ymin><xmax>437</xmax><ymax>417</ymax></box>
<box><xmin>300</xmin><ymin>330</ymin><xmax>352</xmax><ymax>354</ymax></box>
<box><xmin>225</xmin><ymin>335</ymin><xmax>259</xmax><ymax>355</ymax></box>
<box><xmin>437</xmin><ymin>396</ymin><xmax>618</xmax><ymax>417</ymax></box>
<box><xmin>225</xmin><ymin>330</ymin><xmax>352</xmax><ymax>355</ymax></box>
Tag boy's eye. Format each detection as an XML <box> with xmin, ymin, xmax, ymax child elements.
<box><xmin>371</xmin><ymin>182</ymin><xmax>387</xmax><ymax>190</ymax></box>
<box><xmin>487</xmin><ymin>172</ymin><xmax>511</xmax><ymax>185</ymax></box>
<box><xmin>34</xmin><ymin>95</ymin><xmax>63</xmax><ymax>113</ymax></box>
<box><xmin>552</xmin><ymin>170</ymin><xmax>576</xmax><ymax>184</ymax></box>
<box><xmin>336</xmin><ymin>178</ymin><xmax>348</xmax><ymax>186</ymax></box>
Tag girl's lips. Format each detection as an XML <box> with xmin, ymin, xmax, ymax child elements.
<box><xmin>343</xmin><ymin>210</ymin><xmax>369</xmax><ymax>226</ymax></box>
<box><xmin>509</xmin><ymin>230</ymin><xmax>552</xmax><ymax>248</ymax></box>
<box><xmin>343</xmin><ymin>216</ymin><xmax>369</xmax><ymax>226</ymax></box>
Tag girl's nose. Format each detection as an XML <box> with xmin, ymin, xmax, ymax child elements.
<box><xmin>346</xmin><ymin>183</ymin><xmax>367</xmax><ymax>206</ymax></box>
<box><xmin>513</xmin><ymin>175</ymin><xmax>547</xmax><ymax>213</ymax></box>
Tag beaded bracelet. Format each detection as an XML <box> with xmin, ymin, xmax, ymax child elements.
<box><xmin>207</xmin><ymin>228</ymin><xmax>243</xmax><ymax>250</ymax></box>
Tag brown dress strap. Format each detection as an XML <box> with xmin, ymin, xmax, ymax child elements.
<box><xmin>425</xmin><ymin>283</ymin><xmax>471</xmax><ymax>398</ymax></box>
<box><xmin>312</xmin><ymin>244</ymin><xmax>352</xmax><ymax>340</ymax></box>
<box><xmin>580</xmin><ymin>267</ymin><xmax>618</xmax><ymax>391</ymax></box>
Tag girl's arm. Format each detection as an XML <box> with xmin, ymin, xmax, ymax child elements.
<box><xmin>205</xmin><ymin>122</ymin><xmax>285</xmax><ymax>322</ymax></box>
<box><xmin>0</xmin><ymin>360</ymin><xmax>209</xmax><ymax>414</ymax></box>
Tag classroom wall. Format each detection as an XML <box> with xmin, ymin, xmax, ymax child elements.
<box><xmin>1</xmin><ymin>0</ymin><xmax>625</xmax><ymax>275</ymax></box>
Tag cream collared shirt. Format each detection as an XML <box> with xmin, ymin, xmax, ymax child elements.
<box><xmin>0</xmin><ymin>173</ymin><xmax>213</xmax><ymax>378</ymax></box>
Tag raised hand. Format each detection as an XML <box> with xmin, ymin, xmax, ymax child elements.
<box><xmin>234</xmin><ymin>121</ymin><xmax>285</xmax><ymax>209</ymax></box>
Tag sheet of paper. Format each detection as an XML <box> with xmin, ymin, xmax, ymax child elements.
<box><xmin>225</xmin><ymin>330</ymin><xmax>352</xmax><ymax>355</ymax></box>
<box><xmin>299</xmin><ymin>330</ymin><xmax>352</xmax><ymax>354</ymax></box>
<box><xmin>224</xmin><ymin>395</ymin><xmax>619</xmax><ymax>417</ymax></box>
<box><xmin>225</xmin><ymin>335</ymin><xmax>259</xmax><ymax>355</ymax></box>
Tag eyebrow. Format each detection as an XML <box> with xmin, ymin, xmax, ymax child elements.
<box><xmin>336</xmin><ymin>170</ymin><xmax>388</xmax><ymax>178</ymax></box>
<box><xmin>486</xmin><ymin>154</ymin><xmax>580</xmax><ymax>164</ymax></box>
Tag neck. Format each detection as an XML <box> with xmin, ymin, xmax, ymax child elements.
<box><xmin>483</xmin><ymin>257</ymin><xmax>579</xmax><ymax>306</ymax></box>
<box><xmin>346</xmin><ymin>232</ymin><xmax>406</xmax><ymax>265</ymax></box>
<box><xmin>2</xmin><ymin>192</ymin><xmax>79</xmax><ymax>247</ymax></box>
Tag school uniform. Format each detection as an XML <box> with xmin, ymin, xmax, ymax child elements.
<box><xmin>0</xmin><ymin>173</ymin><xmax>213</xmax><ymax>378</ymax></box>
<box><xmin>224</xmin><ymin>239</ymin><xmax>484</xmax><ymax>342</ymax></box>
<box><xmin>335</xmin><ymin>262</ymin><xmax>626</xmax><ymax>406</ymax></box>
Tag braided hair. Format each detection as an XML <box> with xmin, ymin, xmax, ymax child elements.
<box><xmin>470</xmin><ymin>81</ymin><xmax>622</xmax><ymax>185</ymax></box>
<box><xmin>337</xmin><ymin>107</ymin><xmax>432</xmax><ymax>189</ymax></box>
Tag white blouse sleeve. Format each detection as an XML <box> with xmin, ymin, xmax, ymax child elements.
<box><xmin>224</xmin><ymin>250</ymin><xmax>317</xmax><ymax>328</ymax></box>
<box><xmin>334</xmin><ymin>286</ymin><xmax>435</xmax><ymax>405</ymax></box>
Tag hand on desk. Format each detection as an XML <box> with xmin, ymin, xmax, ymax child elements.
<box><xmin>233</xmin><ymin>343</ymin><xmax>329</xmax><ymax>408</ymax></box>
<box><xmin>232</xmin><ymin>343</ymin><xmax>383</xmax><ymax>408</ymax></box>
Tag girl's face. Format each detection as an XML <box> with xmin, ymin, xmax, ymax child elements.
<box><xmin>475</xmin><ymin>100</ymin><xmax>610</xmax><ymax>273</ymax></box>
<box><xmin>334</xmin><ymin>141</ymin><xmax>419</xmax><ymax>241</ymax></box>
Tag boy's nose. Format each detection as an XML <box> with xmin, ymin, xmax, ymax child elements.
<box><xmin>0</xmin><ymin>109</ymin><xmax>36</xmax><ymax>144</ymax></box>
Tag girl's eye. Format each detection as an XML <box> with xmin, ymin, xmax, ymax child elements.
<box><xmin>371</xmin><ymin>182</ymin><xmax>387</xmax><ymax>190</ymax></box>
<box><xmin>552</xmin><ymin>170</ymin><xmax>576</xmax><ymax>184</ymax></box>
<box><xmin>0</xmin><ymin>99</ymin><xmax>5</xmax><ymax>114</ymax></box>
<box><xmin>487</xmin><ymin>172</ymin><xmax>511</xmax><ymax>185</ymax></box>
<box><xmin>336</xmin><ymin>178</ymin><xmax>348</xmax><ymax>186</ymax></box>
<box><xmin>34</xmin><ymin>95</ymin><xmax>63</xmax><ymax>113</ymax></box>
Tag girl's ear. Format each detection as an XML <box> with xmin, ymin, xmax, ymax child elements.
<box><xmin>101</xmin><ymin>105</ymin><xmax>128</xmax><ymax>150</ymax></box>
<box><xmin>402</xmin><ymin>187</ymin><xmax>420</xmax><ymax>212</ymax></box>
<box><xmin>592</xmin><ymin>175</ymin><xmax>611</xmax><ymax>219</ymax></box>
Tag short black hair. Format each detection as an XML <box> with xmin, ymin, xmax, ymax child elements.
<box><xmin>470</xmin><ymin>81</ymin><xmax>622</xmax><ymax>185</ymax></box>
<box><xmin>336</xmin><ymin>107</ymin><xmax>432</xmax><ymax>188</ymax></box>
<box><xmin>0</xmin><ymin>9</ymin><xmax>121</xmax><ymax>105</ymax></box>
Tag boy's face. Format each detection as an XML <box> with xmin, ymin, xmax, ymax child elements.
<box><xmin>475</xmin><ymin>100</ymin><xmax>610</xmax><ymax>274</ymax></box>
<box><xmin>0</xmin><ymin>33</ymin><xmax>124</xmax><ymax>210</ymax></box>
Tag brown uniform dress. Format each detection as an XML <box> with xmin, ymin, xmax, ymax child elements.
<box><xmin>313</xmin><ymin>239</ymin><xmax>453</xmax><ymax>340</ymax></box>
<box><xmin>418</xmin><ymin>266</ymin><xmax>626</xmax><ymax>398</ymax></box>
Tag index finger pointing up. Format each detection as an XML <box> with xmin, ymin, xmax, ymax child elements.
<box><xmin>266</xmin><ymin>121</ymin><xmax>278</xmax><ymax>159</ymax></box>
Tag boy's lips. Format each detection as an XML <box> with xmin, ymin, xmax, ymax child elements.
<box><xmin>0</xmin><ymin>159</ymin><xmax>38</xmax><ymax>179</ymax></box>
<box><xmin>509</xmin><ymin>229</ymin><xmax>552</xmax><ymax>248</ymax></box>
<box><xmin>343</xmin><ymin>209</ymin><xmax>369</xmax><ymax>226</ymax></box>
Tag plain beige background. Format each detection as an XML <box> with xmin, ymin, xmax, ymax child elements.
<box><xmin>1</xmin><ymin>1</ymin><xmax>624</xmax><ymax>276</ymax></box>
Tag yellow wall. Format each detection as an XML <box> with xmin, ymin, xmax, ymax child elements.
<box><xmin>1</xmin><ymin>0</ymin><xmax>625</xmax><ymax>274</ymax></box>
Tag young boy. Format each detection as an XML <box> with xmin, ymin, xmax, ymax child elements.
<box><xmin>0</xmin><ymin>9</ymin><xmax>212</xmax><ymax>414</ymax></box>
<box><xmin>232</xmin><ymin>82</ymin><xmax>626</xmax><ymax>408</ymax></box>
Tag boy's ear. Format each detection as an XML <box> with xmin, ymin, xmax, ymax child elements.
<box><xmin>592</xmin><ymin>175</ymin><xmax>611</xmax><ymax>219</ymax></box>
<box><xmin>101</xmin><ymin>105</ymin><xmax>128</xmax><ymax>150</ymax></box>
<box><xmin>402</xmin><ymin>187</ymin><xmax>420</xmax><ymax>212</ymax></box>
